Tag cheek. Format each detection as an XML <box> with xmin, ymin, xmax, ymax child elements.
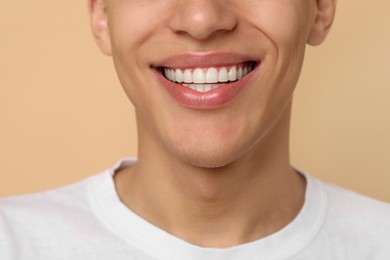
<box><xmin>108</xmin><ymin>14</ymin><xmax>150</xmax><ymax>106</ymax></box>
<box><xmin>108</xmin><ymin>1</ymin><xmax>172</xmax><ymax>52</ymax></box>
<box><xmin>256</xmin><ymin>2</ymin><xmax>309</xmax><ymax>85</ymax></box>
<box><xmin>243</xmin><ymin>1</ymin><xmax>310</xmax><ymax>50</ymax></box>
<box><xmin>107</xmin><ymin>2</ymin><xmax>174</xmax><ymax>105</ymax></box>
<box><xmin>236</xmin><ymin>2</ymin><xmax>310</xmax><ymax>134</ymax></box>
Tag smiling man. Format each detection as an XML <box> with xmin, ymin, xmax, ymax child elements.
<box><xmin>1</xmin><ymin>0</ymin><xmax>390</xmax><ymax>259</ymax></box>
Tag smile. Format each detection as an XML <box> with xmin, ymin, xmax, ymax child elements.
<box><xmin>153</xmin><ymin>52</ymin><xmax>260</xmax><ymax>109</ymax></box>
<box><xmin>161</xmin><ymin>62</ymin><xmax>256</xmax><ymax>93</ymax></box>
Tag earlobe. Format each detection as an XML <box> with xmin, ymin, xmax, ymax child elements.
<box><xmin>307</xmin><ymin>0</ymin><xmax>337</xmax><ymax>46</ymax></box>
<box><xmin>89</xmin><ymin>0</ymin><xmax>112</xmax><ymax>55</ymax></box>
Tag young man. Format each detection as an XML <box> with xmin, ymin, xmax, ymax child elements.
<box><xmin>1</xmin><ymin>0</ymin><xmax>389</xmax><ymax>259</ymax></box>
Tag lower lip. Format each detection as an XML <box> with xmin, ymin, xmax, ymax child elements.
<box><xmin>153</xmin><ymin>67</ymin><xmax>257</xmax><ymax>109</ymax></box>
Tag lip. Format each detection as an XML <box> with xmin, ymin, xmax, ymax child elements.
<box><xmin>153</xmin><ymin>52</ymin><xmax>259</xmax><ymax>69</ymax></box>
<box><xmin>152</xmin><ymin>52</ymin><xmax>260</xmax><ymax>109</ymax></box>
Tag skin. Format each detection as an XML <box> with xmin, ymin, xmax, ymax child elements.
<box><xmin>89</xmin><ymin>0</ymin><xmax>336</xmax><ymax>248</ymax></box>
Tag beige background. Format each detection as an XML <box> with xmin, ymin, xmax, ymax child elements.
<box><xmin>1</xmin><ymin>1</ymin><xmax>389</xmax><ymax>202</ymax></box>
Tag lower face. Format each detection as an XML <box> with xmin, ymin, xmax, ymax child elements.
<box><xmin>106</xmin><ymin>0</ymin><xmax>315</xmax><ymax>168</ymax></box>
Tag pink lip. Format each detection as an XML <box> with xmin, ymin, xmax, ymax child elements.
<box><xmin>152</xmin><ymin>52</ymin><xmax>259</xmax><ymax>109</ymax></box>
<box><xmin>153</xmin><ymin>53</ymin><xmax>258</xmax><ymax>109</ymax></box>
<box><xmin>154</xmin><ymin>71</ymin><xmax>256</xmax><ymax>109</ymax></box>
<box><xmin>153</xmin><ymin>52</ymin><xmax>259</xmax><ymax>69</ymax></box>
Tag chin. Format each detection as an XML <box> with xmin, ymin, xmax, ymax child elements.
<box><xmin>185</xmin><ymin>155</ymin><xmax>235</xmax><ymax>169</ymax></box>
<box><xmin>168</xmin><ymin>138</ymin><xmax>250</xmax><ymax>169</ymax></box>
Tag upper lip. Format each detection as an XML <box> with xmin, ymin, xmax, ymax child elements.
<box><xmin>152</xmin><ymin>51</ymin><xmax>260</xmax><ymax>69</ymax></box>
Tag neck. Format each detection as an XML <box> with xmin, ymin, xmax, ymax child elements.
<box><xmin>115</xmin><ymin>107</ymin><xmax>306</xmax><ymax>248</ymax></box>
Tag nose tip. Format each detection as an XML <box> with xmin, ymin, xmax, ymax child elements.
<box><xmin>168</xmin><ymin>0</ymin><xmax>238</xmax><ymax>41</ymax></box>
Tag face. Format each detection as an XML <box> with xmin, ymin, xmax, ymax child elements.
<box><xmin>90</xmin><ymin>0</ymin><xmax>335</xmax><ymax>168</ymax></box>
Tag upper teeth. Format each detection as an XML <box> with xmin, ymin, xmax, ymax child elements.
<box><xmin>163</xmin><ymin>64</ymin><xmax>254</xmax><ymax>85</ymax></box>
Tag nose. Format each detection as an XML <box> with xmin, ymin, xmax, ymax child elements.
<box><xmin>168</xmin><ymin>0</ymin><xmax>238</xmax><ymax>41</ymax></box>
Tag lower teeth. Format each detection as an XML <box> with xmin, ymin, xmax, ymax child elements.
<box><xmin>182</xmin><ymin>83</ymin><xmax>226</xmax><ymax>93</ymax></box>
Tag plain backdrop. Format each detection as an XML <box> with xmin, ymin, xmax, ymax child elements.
<box><xmin>1</xmin><ymin>1</ymin><xmax>389</xmax><ymax>202</ymax></box>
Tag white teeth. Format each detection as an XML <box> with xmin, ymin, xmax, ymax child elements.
<box><xmin>205</xmin><ymin>67</ymin><xmax>219</xmax><ymax>83</ymax></box>
<box><xmin>228</xmin><ymin>66</ymin><xmax>237</xmax><ymax>81</ymax></box>
<box><xmin>171</xmin><ymin>70</ymin><xmax>176</xmax><ymax>82</ymax></box>
<box><xmin>197</xmin><ymin>84</ymin><xmax>205</xmax><ymax>92</ymax></box>
<box><xmin>181</xmin><ymin>83</ymin><xmax>224</xmax><ymax>93</ymax></box>
<box><xmin>183</xmin><ymin>69</ymin><xmax>192</xmax><ymax>83</ymax></box>
<box><xmin>163</xmin><ymin>64</ymin><xmax>255</xmax><ymax>93</ymax></box>
<box><xmin>193</xmin><ymin>68</ymin><xmax>205</xmax><ymax>84</ymax></box>
<box><xmin>218</xmin><ymin>68</ymin><xmax>229</xmax><ymax>82</ymax></box>
<box><xmin>204</xmin><ymin>85</ymin><xmax>212</xmax><ymax>92</ymax></box>
<box><xmin>165</xmin><ymin>70</ymin><xmax>172</xmax><ymax>81</ymax></box>
<box><xmin>243</xmin><ymin>67</ymin><xmax>248</xmax><ymax>76</ymax></box>
<box><xmin>175</xmin><ymin>69</ymin><xmax>183</xmax><ymax>83</ymax></box>
<box><xmin>237</xmin><ymin>67</ymin><xmax>243</xmax><ymax>80</ymax></box>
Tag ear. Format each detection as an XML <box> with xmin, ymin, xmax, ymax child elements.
<box><xmin>307</xmin><ymin>0</ymin><xmax>337</xmax><ymax>46</ymax></box>
<box><xmin>88</xmin><ymin>0</ymin><xmax>112</xmax><ymax>55</ymax></box>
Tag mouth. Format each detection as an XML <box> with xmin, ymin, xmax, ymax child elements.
<box><xmin>152</xmin><ymin>52</ymin><xmax>260</xmax><ymax>109</ymax></box>
<box><xmin>157</xmin><ymin>61</ymin><xmax>258</xmax><ymax>93</ymax></box>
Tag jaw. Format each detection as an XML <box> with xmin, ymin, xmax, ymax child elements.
<box><xmin>136</xmin><ymin>94</ymin><xmax>293</xmax><ymax>170</ymax></box>
<box><xmin>129</xmin><ymin>55</ymin><xmax>297</xmax><ymax>171</ymax></box>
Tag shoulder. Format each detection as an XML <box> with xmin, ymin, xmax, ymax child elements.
<box><xmin>0</xmin><ymin>158</ymin><xmax>134</xmax><ymax>232</ymax></box>
<box><xmin>296</xmin><ymin>176</ymin><xmax>390</xmax><ymax>259</ymax></box>
<box><xmin>0</xmin><ymin>173</ymin><xmax>105</xmax><ymax>235</ymax></box>
<box><xmin>323</xmin><ymin>181</ymin><xmax>390</xmax><ymax>222</ymax></box>
<box><xmin>0</xmin><ymin>172</ymin><xmax>114</xmax><ymax>257</ymax></box>
<box><xmin>0</xmin><ymin>175</ymin><xmax>92</xmax><ymax>214</ymax></box>
<box><xmin>318</xmin><ymin>179</ymin><xmax>390</xmax><ymax>249</ymax></box>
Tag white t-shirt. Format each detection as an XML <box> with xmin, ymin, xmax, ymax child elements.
<box><xmin>1</xmin><ymin>158</ymin><xmax>389</xmax><ymax>260</ymax></box>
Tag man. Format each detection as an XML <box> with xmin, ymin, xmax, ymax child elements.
<box><xmin>1</xmin><ymin>0</ymin><xmax>389</xmax><ymax>259</ymax></box>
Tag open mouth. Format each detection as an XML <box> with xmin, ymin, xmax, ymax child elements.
<box><xmin>158</xmin><ymin>61</ymin><xmax>258</xmax><ymax>93</ymax></box>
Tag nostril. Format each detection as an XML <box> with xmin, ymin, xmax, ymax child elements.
<box><xmin>167</xmin><ymin>1</ymin><xmax>238</xmax><ymax>41</ymax></box>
